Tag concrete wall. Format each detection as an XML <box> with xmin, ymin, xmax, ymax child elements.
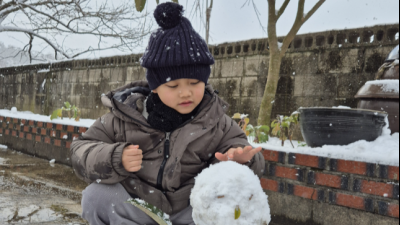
<box><xmin>0</xmin><ymin>24</ymin><xmax>399</xmax><ymax>125</ymax></box>
<box><xmin>0</xmin><ymin>115</ymin><xmax>398</xmax><ymax>224</ymax></box>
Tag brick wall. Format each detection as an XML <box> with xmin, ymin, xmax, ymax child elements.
<box><xmin>261</xmin><ymin>149</ymin><xmax>399</xmax><ymax>220</ymax></box>
<box><xmin>0</xmin><ymin>115</ymin><xmax>86</xmax><ymax>165</ymax></box>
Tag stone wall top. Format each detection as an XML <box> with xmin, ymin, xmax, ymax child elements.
<box><xmin>208</xmin><ymin>23</ymin><xmax>399</xmax><ymax>58</ymax></box>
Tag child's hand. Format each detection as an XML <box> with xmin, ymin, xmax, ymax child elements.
<box><xmin>122</xmin><ymin>145</ymin><xmax>143</xmax><ymax>172</ymax></box>
<box><xmin>215</xmin><ymin>146</ymin><xmax>262</xmax><ymax>164</ymax></box>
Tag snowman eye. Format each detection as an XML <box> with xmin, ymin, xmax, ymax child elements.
<box><xmin>249</xmin><ymin>194</ymin><xmax>254</xmax><ymax>201</ymax></box>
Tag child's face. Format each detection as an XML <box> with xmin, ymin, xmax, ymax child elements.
<box><xmin>153</xmin><ymin>79</ymin><xmax>205</xmax><ymax>114</ymax></box>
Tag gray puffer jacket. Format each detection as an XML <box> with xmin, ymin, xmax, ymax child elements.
<box><xmin>70</xmin><ymin>80</ymin><xmax>265</xmax><ymax>215</ymax></box>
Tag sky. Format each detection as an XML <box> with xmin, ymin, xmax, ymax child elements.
<box><xmin>0</xmin><ymin>0</ymin><xmax>399</xmax><ymax>60</ymax></box>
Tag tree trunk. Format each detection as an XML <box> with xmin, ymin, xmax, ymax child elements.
<box><xmin>257</xmin><ymin>53</ymin><xmax>282</xmax><ymax>126</ymax></box>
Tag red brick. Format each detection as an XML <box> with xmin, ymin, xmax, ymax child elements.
<box><xmin>316</xmin><ymin>173</ymin><xmax>342</xmax><ymax>189</ymax></box>
<box><xmin>12</xmin><ymin>131</ymin><xmax>17</xmax><ymax>137</ymax></box>
<box><xmin>29</xmin><ymin>120</ymin><xmax>34</xmax><ymax>126</ymax></box>
<box><xmin>276</xmin><ymin>166</ymin><xmax>298</xmax><ymax>180</ymax></box>
<box><xmin>60</xmin><ymin>132</ymin><xmax>68</xmax><ymax>140</ymax></box>
<box><xmin>37</xmin><ymin>122</ymin><xmax>44</xmax><ymax>128</ymax></box>
<box><xmin>337</xmin><ymin>160</ymin><xmax>367</xmax><ymax>176</ymax></box>
<box><xmin>50</xmin><ymin>130</ymin><xmax>57</xmax><ymax>138</ymax></box>
<box><xmin>0</xmin><ymin>128</ymin><xmax>3</xmax><ymax>134</ymax></box>
<box><xmin>5</xmin><ymin>130</ymin><xmax>10</xmax><ymax>135</ymax></box>
<box><xmin>21</xmin><ymin>119</ymin><xmax>26</xmax><ymax>125</ymax></box>
<box><xmin>263</xmin><ymin>150</ymin><xmax>279</xmax><ymax>162</ymax></box>
<box><xmin>15</xmin><ymin>125</ymin><xmax>21</xmax><ymax>131</ymax></box>
<box><xmin>8</xmin><ymin>124</ymin><xmax>13</xmax><ymax>129</ymax></box>
<box><xmin>56</xmin><ymin>124</ymin><xmax>63</xmax><ymax>131</ymax></box>
<box><xmin>13</xmin><ymin>118</ymin><xmax>18</xmax><ymax>124</ymax></box>
<box><xmin>46</xmin><ymin>123</ymin><xmax>53</xmax><ymax>129</ymax></box>
<box><xmin>388</xmin><ymin>204</ymin><xmax>399</xmax><ymax>218</ymax></box>
<box><xmin>31</xmin><ymin>127</ymin><xmax>37</xmax><ymax>134</ymax></box>
<box><xmin>6</xmin><ymin>117</ymin><xmax>11</xmax><ymax>122</ymax></box>
<box><xmin>41</xmin><ymin>129</ymin><xmax>47</xmax><ymax>136</ymax></box>
<box><xmin>66</xmin><ymin>141</ymin><xmax>72</xmax><ymax>148</ymax></box>
<box><xmin>0</xmin><ymin>116</ymin><xmax>3</xmax><ymax>121</ymax></box>
<box><xmin>23</xmin><ymin>126</ymin><xmax>30</xmax><ymax>132</ymax></box>
<box><xmin>361</xmin><ymin>180</ymin><xmax>394</xmax><ymax>198</ymax></box>
<box><xmin>336</xmin><ymin>193</ymin><xmax>365</xmax><ymax>210</ymax></box>
<box><xmin>2</xmin><ymin>123</ymin><xmax>6</xmax><ymax>128</ymax></box>
<box><xmin>19</xmin><ymin>132</ymin><xmax>25</xmax><ymax>138</ymax></box>
<box><xmin>295</xmin><ymin>154</ymin><xmax>319</xmax><ymax>168</ymax></box>
<box><xmin>261</xmin><ymin>178</ymin><xmax>278</xmax><ymax>192</ymax></box>
<box><xmin>79</xmin><ymin>127</ymin><xmax>87</xmax><ymax>134</ymax></box>
<box><xmin>294</xmin><ymin>185</ymin><xmax>318</xmax><ymax>200</ymax></box>
<box><xmin>67</xmin><ymin>126</ymin><xmax>74</xmax><ymax>132</ymax></box>
<box><xmin>54</xmin><ymin>139</ymin><xmax>61</xmax><ymax>147</ymax></box>
<box><xmin>26</xmin><ymin>133</ymin><xmax>33</xmax><ymax>140</ymax></box>
<box><xmin>44</xmin><ymin>137</ymin><xmax>51</xmax><ymax>144</ymax></box>
<box><xmin>72</xmin><ymin>134</ymin><xmax>80</xmax><ymax>141</ymax></box>
<box><xmin>389</xmin><ymin>166</ymin><xmax>400</xmax><ymax>181</ymax></box>
<box><xmin>35</xmin><ymin>135</ymin><xmax>42</xmax><ymax>142</ymax></box>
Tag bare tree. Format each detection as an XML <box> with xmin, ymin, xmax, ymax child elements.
<box><xmin>0</xmin><ymin>0</ymin><xmax>152</xmax><ymax>63</ymax></box>
<box><xmin>257</xmin><ymin>0</ymin><xmax>326</xmax><ymax>126</ymax></box>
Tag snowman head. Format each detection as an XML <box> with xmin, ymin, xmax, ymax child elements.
<box><xmin>190</xmin><ymin>161</ymin><xmax>271</xmax><ymax>225</ymax></box>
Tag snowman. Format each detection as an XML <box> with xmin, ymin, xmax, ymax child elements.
<box><xmin>190</xmin><ymin>161</ymin><xmax>271</xmax><ymax>225</ymax></box>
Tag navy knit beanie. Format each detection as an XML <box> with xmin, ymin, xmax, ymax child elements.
<box><xmin>140</xmin><ymin>2</ymin><xmax>215</xmax><ymax>90</ymax></box>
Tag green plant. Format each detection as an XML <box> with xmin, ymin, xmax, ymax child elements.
<box><xmin>271</xmin><ymin>113</ymin><xmax>300</xmax><ymax>148</ymax></box>
<box><xmin>50</xmin><ymin>102</ymin><xmax>81</xmax><ymax>122</ymax></box>
<box><xmin>246</xmin><ymin>124</ymin><xmax>270</xmax><ymax>144</ymax></box>
<box><xmin>298</xmin><ymin>141</ymin><xmax>307</xmax><ymax>148</ymax></box>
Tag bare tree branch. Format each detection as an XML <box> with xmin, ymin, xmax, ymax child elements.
<box><xmin>277</xmin><ymin>0</ymin><xmax>290</xmax><ymax>20</ymax></box>
<box><xmin>280</xmin><ymin>0</ymin><xmax>325</xmax><ymax>56</ymax></box>
<box><xmin>0</xmin><ymin>0</ymin><xmax>152</xmax><ymax>61</ymax></box>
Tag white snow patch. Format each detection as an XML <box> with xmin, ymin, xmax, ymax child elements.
<box><xmin>251</xmin><ymin>117</ymin><xmax>399</xmax><ymax>166</ymax></box>
<box><xmin>0</xmin><ymin>145</ymin><xmax>7</xmax><ymax>149</ymax></box>
<box><xmin>191</xmin><ymin>161</ymin><xmax>271</xmax><ymax>225</ymax></box>
<box><xmin>0</xmin><ymin>109</ymin><xmax>95</xmax><ymax>128</ymax></box>
<box><xmin>11</xmin><ymin>107</ymin><xmax>17</xmax><ymax>113</ymax></box>
<box><xmin>41</xmin><ymin>79</ymin><xmax>46</xmax><ymax>90</ymax></box>
<box><xmin>366</xmin><ymin>80</ymin><xmax>399</xmax><ymax>94</ymax></box>
<box><xmin>278</xmin><ymin>42</ymin><xmax>283</xmax><ymax>50</ymax></box>
<box><xmin>63</xmin><ymin>135</ymin><xmax>68</xmax><ymax>139</ymax></box>
<box><xmin>49</xmin><ymin>159</ymin><xmax>56</xmax><ymax>164</ymax></box>
<box><xmin>332</xmin><ymin>105</ymin><xmax>352</xmax><ymax>109</ymax></box>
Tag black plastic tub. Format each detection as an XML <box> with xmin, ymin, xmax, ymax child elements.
<box><xmin>299</xmin><ymin>108</ymin><xmax>388</xmax><ymax>148</ymax></box>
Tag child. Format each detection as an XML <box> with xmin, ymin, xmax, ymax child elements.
<box><xmin>71</xmin><ymin>2</ymin><xmax>265</xmax><ymax>225</ymax></box>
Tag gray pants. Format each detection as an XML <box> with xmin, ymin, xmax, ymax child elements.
<box><xmin>82</xmin><ymin>183</ymin><xmax>195</xmax><ymax>225</ymax></box>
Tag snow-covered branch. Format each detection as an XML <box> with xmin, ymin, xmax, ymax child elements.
<box><xmin>0</xmin><ymin>0</ymin><xmax>152</xmax><ymax>62</ymax></box>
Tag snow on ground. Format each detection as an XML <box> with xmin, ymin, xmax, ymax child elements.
<box><xmin>191</xmin><ymin>161</ymin><xmax>271</xmax><ymax>225</ymax></box>
<box><xmin>0</xmin><ymin>108</ymin><xmax>95</xmax><ymax>128</ymax></box>
<box><xmin>0</xmin><ymin>145</ymin><xmax>7</xmax><ymax>149</ymax></box>
<box><xmin>251</xmin><ymin>120</ymin><xmax>399</xmax><ymax>166</ymax></box>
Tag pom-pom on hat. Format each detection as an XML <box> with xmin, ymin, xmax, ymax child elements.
<box><xmin>140</xmin><ymin>2</ymin><xmax>215</xmax><ymax>90</ymax></box>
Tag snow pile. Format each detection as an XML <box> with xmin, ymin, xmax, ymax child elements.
<box><xmin>366</xmin><ymin>80</ymin><xmax>400</xmax><ymax>94</ymax></box>
<box><xmin>251</xmin><ymin>118</ymin><xmax>399</xmax><ymax>166</ymax></box>
<box><xmin>191</xmin><ymin>161</ymin><xmax>271</xmax><ymax>225</ymax></box>
<box><xmin>0</xmin><ymin>145</ymin><xmax>7</xmax><ymax>149</ymax></box>
<box><xmin>0</xmin><ymin>109</ymin><xmax>95</xmax><ymax>128</ymax></box>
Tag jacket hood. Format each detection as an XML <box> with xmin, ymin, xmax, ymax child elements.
<box><xmin>101</xmin><ymin>81</ymin><xmax>229</xmax><ymax>131</ymax></box>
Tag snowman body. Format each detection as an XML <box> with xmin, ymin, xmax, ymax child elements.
<box><xmin>190</xmin><ymin>161</ymin><xmax>271</xmax><ymax>225</ymax></box>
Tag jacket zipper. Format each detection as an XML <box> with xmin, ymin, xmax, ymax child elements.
<box><xmin>157</xmin><ymin>132</ymin><xmax>170</xmax><ymax>191</ymax></box>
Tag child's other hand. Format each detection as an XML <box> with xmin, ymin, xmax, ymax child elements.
<box><xmin>215</xmin><ymin>146</ymin><xmax>262</xmax><ymax>164</ymax></box>
<box><xmin>122</xmin><ymin>145</ymin><xmax>143</xmax><ymax>172</ymax></box>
